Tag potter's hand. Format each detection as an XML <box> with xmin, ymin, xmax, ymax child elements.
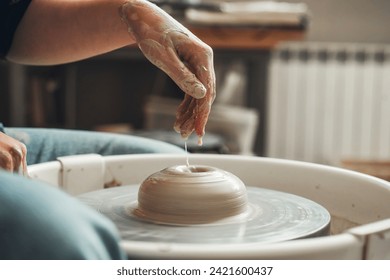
<box><xmin>120</xmin><ymin>0</ymin><xmax>216</xmax><ymax>143</ymax></box>
<box><xmin>0</xmin><ymin>132</ymin><xmax>28</xmax><ymax>175</ymax></box>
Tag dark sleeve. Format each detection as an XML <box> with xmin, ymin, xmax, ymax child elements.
<box><xmin>0</xmin><ymin>0</ymin><xmax>32</xmax><ymax>59</ymax></box>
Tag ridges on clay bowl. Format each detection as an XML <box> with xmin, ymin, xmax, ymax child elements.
<box><xmin>133</xmin><ymin>165</ymin><xmax>249</xmax><ymax>225</ymax></box>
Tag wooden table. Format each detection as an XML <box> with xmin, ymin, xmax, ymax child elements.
<box><xmin>189</xmin><ymin>25</ymin><xmax>305</xmax><ymax>49</ymax></box>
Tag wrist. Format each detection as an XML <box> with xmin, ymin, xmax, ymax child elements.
<box><xmin>119</xmin><ymin>0</ymin><xmax>172</xmax><ymax>40</ymax></box>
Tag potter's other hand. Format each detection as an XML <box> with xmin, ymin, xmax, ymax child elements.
<box><xmin>120</xmin><ymin>0</ymin><xmax>216</xmax><ymax>143</ymax></box>
<box><xmin>0</xmin><ymin>132</ymin><xmax>28</xmax><ymax>175</ymax></box>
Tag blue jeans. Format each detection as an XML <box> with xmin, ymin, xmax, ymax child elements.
<box><xmin>0</xmin><ymin>127</ymin><xmax>184</xmax><ymax>259</ymax></box>
<box><xmin>4</xmin><ymin>127</ymin><xmax>185</xmax><ymax>165</ymax></box>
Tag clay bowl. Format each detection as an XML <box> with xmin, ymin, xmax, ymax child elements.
<box><xmin>134</xmin><ymin>165</ymin><xmax>249</xmax><ymax>225</ymax></box>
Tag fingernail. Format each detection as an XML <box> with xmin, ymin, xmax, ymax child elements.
<box><xmin>193</xmin><ymin>83</ymin><xmax>206</xmax><ymax>99</ymax></box>
<box><xmin>173</xmin><ymin>125</ymin><xmax>180</xmax><ymax>133</ymax></box>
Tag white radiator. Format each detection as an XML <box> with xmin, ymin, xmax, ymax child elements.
<box><xmin>266</xmin><ymin>43</ymin><xmax>390</xmax><ymax>164</ymax></box>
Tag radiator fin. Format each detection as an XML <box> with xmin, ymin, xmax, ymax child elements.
<box><xmin>267</xmin><ymin>43</ymin><xmax>390</xmax><ymax>164</ymax></box>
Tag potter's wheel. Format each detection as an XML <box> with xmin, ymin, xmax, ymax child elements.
<box><xmin>78</xmin><ymin>185</ymin><xmax>331</xmax><ymax>244</ymax></box>
<box><xmin>28</xmin><ymin>154</ymin><xmax>390</xmax><ymax>259</ymax></box>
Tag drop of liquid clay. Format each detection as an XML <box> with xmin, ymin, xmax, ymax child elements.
<box><xmin>184</xmin><ymin>141</ymin><xmax>190</xmax><ymax>168</ymax></box>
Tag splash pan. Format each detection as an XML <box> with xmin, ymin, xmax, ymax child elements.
<box><xmin>77</xmin><ymin>185</ymin><xmax>330</xmax><ymax>244</ymax></box>
<box><xmin>28</xmin><ymin>154</ymin><xmax>390</xmax><ymax>259</ymax></box>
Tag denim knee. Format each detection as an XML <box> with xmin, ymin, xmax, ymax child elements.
<box><xmin>0</xmin><ymin>171</ymin><xmax>126</xmax><ymax>259</ymax></box>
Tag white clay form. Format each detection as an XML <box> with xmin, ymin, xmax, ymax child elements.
<box><xmin>134</xmin><ymin>165</ymin><xmax>249</xmax><ymax>224</ymax></box>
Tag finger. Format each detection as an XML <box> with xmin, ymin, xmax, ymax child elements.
<box><xmin>139</xmin><ymin>39</ymin><xmax>207</xmax><ymax>99</ymax></box>
<box><xmin>196</xmin><ymin>57</ymin><xmax>216</xmax><ymax>105</ymax></box>
<box><xmin>22</xmin><ymin>157</ymin><xmax>29</xmax><ymax>176</ymax></box>
<box><xmin>175</xmin><ymin>93</ymin><xmax>192</xmax><ymax>119</ymax></box>
<box><xmin>174</xmin><ymin>96</ymin><xmax>197</xmax><ymax>137</ymax></box>
<box><xmin>178</xmin><ymin>114</ymin><xmax>195</xmax><ymax>139</ymax></box>
<box><xmin>19</xmin><ymin>143</ymin><xmax>29</xmax><ymax>176</ymax></box>
<box><xmin>194</xmin><ymin>83</ymin><xmax>214</xmax><ymax>135</ymax></box>
<box><xmin>176</xmin><ymin>96</ymin><xmax>197</xmax><ymax>124</ymax></box>
<box><xmin>176</xmin><ymin>37</ymin><xmax>215</xmax><ymax>100</ymax></box>
<box><xmin>174</xmin><ymin>79</ymin><xmax>214</xmax><ymax>141</ymax></box>
<box><xmin>0</xmin><ymin>150</ymin><xmax>13</xmax><ymax>172</ymax></box>
<box><xmin>180</xmin><ymin>43</ymin><xmax>215</xmax><ymax>140</ymax></box>
<box><xmin>194</xmin><ymin>98</ymin><xmax>212</xmax><ymax>137</ymax></box>
<box><xmin>9</xmin><ymin>146</ymin><xmax>23</xmax><ymax>173</ymax></box>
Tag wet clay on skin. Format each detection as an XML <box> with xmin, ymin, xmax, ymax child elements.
<box><xmin>119</xmin><ymin>0</ymin><xmax>215</xmax><ymax>144</ymax></box>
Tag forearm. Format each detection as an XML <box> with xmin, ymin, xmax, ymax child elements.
<box><xmin>7</xmin><ymin>0</ymin><xmax>135</xmax><ymax>65</ymax></box>
<box><xmin>6</xmin><ymin>0</ymin><xmax>216</xmax><ymax>141</ymax></box>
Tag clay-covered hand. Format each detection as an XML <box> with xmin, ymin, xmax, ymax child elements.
<box><xmin>0</xmin><ymin>132</ymin><xmax>28</xmax><ymax>175</ymax></box>
<box><xmin>120</xmin><ymin>0</ymin><xmax>216</xmax><ymax>144</ymax></box>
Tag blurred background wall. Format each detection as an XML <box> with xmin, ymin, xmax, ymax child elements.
<box><xmin>263</xmin><ymin>0</ymin><xmax>390</xmax><ymax>180</ymax></box>
<box><xmin>285</xmin><ymin>0</ymin><xmax>390</xmax><ymax>43</ymax></box>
